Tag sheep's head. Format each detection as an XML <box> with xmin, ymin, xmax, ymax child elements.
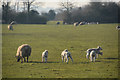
<box><xmin>99</xmin><ymin>52</ymin><xmax>103</xmax><ymax>55</ymax></box>
<box><xmin>97</xmin><ymin>46</ymin><xmax>102</xmax><ymax>50</ymax></box>
<box><xmin>64</xmin><ymin>49</ymin><xmax>68</xmax><ymax>52</ymax></box>
<box><xmin>15</xmin><ymin>56</ymin><xmax>20</xmax><ymax>62</ymax></box>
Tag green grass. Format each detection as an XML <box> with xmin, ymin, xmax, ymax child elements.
<box><xmin>2</xmin><ymin>23</ymin><xmax>118</xmax><ymax>78</ymax></box>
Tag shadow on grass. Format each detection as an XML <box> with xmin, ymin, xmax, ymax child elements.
<box><xmin>28</xmin><ymin>61</ymin><xmax>59</xmax><ymax>63</ymax></box>
<box><xmin>2</xmin><ymin>33</ymin><xmax>31</xmax><ymax>36</ymax></box>
<box><xmin>100</xmin><ymin>57</ymin><xmax>118</xmax><ymax>60</ymax></box>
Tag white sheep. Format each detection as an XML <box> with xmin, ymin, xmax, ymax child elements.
<box><xmin>74</xmin><ymin>22</ymin><xmax>79</xmax><ymax>27</ymax></box>
<box><xmin>90</xmin><ymin>50</ymin><xmax>103</xmax><ymax>62</ymax></box>
<box><xmin>86</xmin><ymin>46</ymin><xmax>102</xmax><ymax>59</ymax></box>
<box><xmin>90</xmin><ymin>50</ymin><xmax>96</xmax><ymax>62</ymax></box>
<box><xmin>61</xmin><ymin>49</ymin><xmax>73</xmax><ymax>63</ymax></box>
<box><xmin>15</xmin><ymin>44</ymin><xmax>31</xmax><ymax>63</ymax></box>
<box><xmin>42</xmin><ymin>50</ymin><xmax>48</xmax><ymax>63</ymax></box>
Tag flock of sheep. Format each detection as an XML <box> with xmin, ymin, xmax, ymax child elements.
<box><xmin>8</xmin><ymin>21</ymin><xmax>119</xmax><ymax>31</ymax></box>
<box><xmin>15</xmin><ymin>44</ymin><xmax>103</xmax><ymax>63</ymax></box>
<box><xmin>6</xmin><ymin>21</ymin><xmax>106</xmax><ymax>63</ymax></box>
<box><xmin>7</xmin><ymin>21</ymin><xmax>104</xmax><ymax>63</ymax></box>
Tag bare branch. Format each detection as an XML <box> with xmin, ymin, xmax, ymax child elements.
<box><xmin>30</xmin><ymin>0</ymin><xmax>35</xmax><ymax>4</ymax></box>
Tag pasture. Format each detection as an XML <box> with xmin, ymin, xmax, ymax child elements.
<box><xmin>2</xmin><ymin>23</ymin><xmax>118</xmax><ymax>78</ymax></box>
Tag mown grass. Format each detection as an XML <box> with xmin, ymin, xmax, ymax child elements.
<box><xmin>2</xmin><ymin>23</ymin><xmax>118</xmax><ymax>78</ymax></box>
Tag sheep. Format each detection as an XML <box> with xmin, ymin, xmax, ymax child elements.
<box><xmin>8</xmin><ymin>21</ymin><xmax>16</xmax><ymax>31</ymax></box>
<box><xmin>61</xmin><ymin>49</ymin><xmax>73</xmax><ymax>64</ymax></box>
<box><xmin>90</xmin><ymin>50</ymin><xmax>103</xmax><ymax>62</ymax></box>
<box><xmin>56</xmin><ymin>22</ymin><xmax>60</xmax><ymax>25</ymax></box>
<box><xmin>15</xmin><ymin>44</ymin><xmax>31</xmax><ymax>63</ymax></box>
<box><xmin>74</xmin><ymin>22</ymin><xmax>79</xmax><ymax>26</ymax></box>
<box><xmin>79</xmin><ymin>22</ymin><xmax>84</xmax><ymax>25</ymax></box>
<box><xmin>86</xmin><ymin>46</ymin><xmax>102</xmax><ymax>59</ymax></box>
<box><xmin>42</xmin><ymin>50</ymin><xmax>48</xmax><ymax>63</ymax></box>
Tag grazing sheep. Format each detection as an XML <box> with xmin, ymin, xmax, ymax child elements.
<box><xmin>15</xmin><ymin>44</ymin><xmax>31</xmax><ymax>63</ymax></box>
<box><xmin>56</xmin><ymin>22</ymin><xmax>60</xmax><ymax>25</ymax></box>
<box><xmin>61</xmin><ymin>49</ymin><xmax>73</xmax><ymax>63</ymax></box>
<box><xmin>86</xmin><ymin>46</ymin><xmax>102</xmax><ymax>59</ymax></box>
<box><xmin>90</xmin><ymin>50</ymin><xmax>103</xmax><ymax>62</ymax></box>
<box><xmin>79</xmin><ymin>22</ymin><xmax>84</xmax><ymax>25</ymax></box>
<box><xmin>42</xmin><ymin>50</ymin><xmax>48</xmax><ymax>63</ymax></box>
<box><xmin>74</xmin><ymin>22</ymin><xmax>79</xmax><ymax>26</ymax></box>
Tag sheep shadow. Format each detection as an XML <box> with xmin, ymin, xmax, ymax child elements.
<box><xmin>100</xmin><ymin>57</ymin><xmax>118</xmax><ymax>60</ymax></box>
<box><xmin>28</xmin><ymin>61</ymin><xmax>59</xmax><ymax>64</ymax></box>
<box><xmin>100</xmin><ymin>57</ymin><xmax>118</xmax><ymax>63</ymax></box>
<box><xmin>2</xmin><ymin>33</ymin><xmax>31</xmax><ymax>36</ymax></box>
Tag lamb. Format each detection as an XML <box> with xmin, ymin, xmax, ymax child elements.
<box><xmin>86</xmin><ymin>46</ymin><xmax>102</xmax><ymax>59</ymax></box>
<box><xmin>61</xmin><ymin>49</ymin><xmax>73</xmax><ymax>64</ymax></box>
<box><xmin>90</xmin><ymin>50</ymin><xmax>103</xmax><ymax>62</ymax></box>
<box><xmin>15</xmin><ymin>44</ymin><xmax>31</xmax><ymax>63</ymax></box>
<box><xmin>42</xmin><ymin>50</ymin><xmax>48</xmax><ymax>63</ymax></box>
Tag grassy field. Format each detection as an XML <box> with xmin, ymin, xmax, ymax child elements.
<box><xmin>2</xmin><ymin>23</ymin><xmax>118</xmax><ymax>78</ymax></box>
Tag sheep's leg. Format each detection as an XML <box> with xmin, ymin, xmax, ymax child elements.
<box><xmin>24</xmin><ymin>57</ymin><xmax>26</xmax><ymax>62</ymax></box>
<box><xmin>42</xmin><ymin>57</ymin><xmax>44</xmax><ymax>62</ymax></box>
<box><xmin>27</xmin><ymin>56</ymin><xmax>29</xmax><ymax>62</ymax></box>
<box><xmin>45</xmin><ymin>57</ymin><xmax>47</xmax><ymax>63</ymax></box>
<box><xmin>21</xmin><ymin>57</ymin><xmax>23</xmax><ymax>63</ymax></box>
<box><xmin>86</xmin><ymin>53</ymin><xmax>89</xmax><ymax>59</ymax></box>
<box><xmin>62</xmin><ymin>56</ymin><xmax>64</xmax><ymax>62</ymax></box>
<box><xmin>66</xmin><ymin>57</ymin><xmax>69</xmax><ymax>64</ymax></box>
<box><xmin>90</xmin><ymin>56</ymin><xmax>93</xmax><ymax>62</ymax></box>
<box><xmin>17</xmin><ymin>58</ymin><xmax>20</xmax><ymax>62</ymax></box>
<box><xmin>86</xmin><ymin>55</ymin><xmax>89</xmax><ymax>59</ymax></box>
<box><xmin>93</xmin><ymin>57</ymin><xmax>95</xmax><ymax>62</ymax></box>
<box><xmin>70</xmin><ymin>56</ymin><xmax>73</xmax><ymax>62</ymax></box>
<box><xmin>65</xmin><ymin>58</ymin><xmax>66</xmax><ymax>62</ymax></box>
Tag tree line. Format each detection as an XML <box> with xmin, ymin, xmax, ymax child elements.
<box><xmin>1</xmin><ymin>1</ymin><xmax>56</xmax><ymax>24</ymax></box>
<box><xmin>56</xmin><ymin>2</ymin><xmax>120</xmax><ymax>24</ymax></box>
<box><xmin>1</xmin><ymin>1</ymin><xmax>120</xmax><ymax>24</ymax></box>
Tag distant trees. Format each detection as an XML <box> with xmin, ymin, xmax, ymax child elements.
<box><xmin>48</xmin><ymin>10</ymin><xmax>56</xmax><ymax>20</ymax></box>
<box><xmin>2</xmin><ymin>1</ymin><xmax>47</xmax><ymax>24</ymax></box>
<box><xmin>1</xmin><ymin>1</ymin><xmax>119</xmax><ymax>24</ymax></box>
<box><xmin>15</xmin><ymin>10</ymin><xmax>47</xmax><ymax>24</ymax></box>
<box><xmin>56</xmin><ymin>2</ymin><xmax>119</xmax><ymax>23</ymax></box>
<box><xmin>2</xmin><ymin>2</ymin><xmax>16</xmax><ymax>24</ymax></box>
<box><xmin>41</xmin><ymin>10</ymin><xmax>56</xmax><ymax>20</ymax></box>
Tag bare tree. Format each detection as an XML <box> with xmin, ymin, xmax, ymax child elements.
<box><xmin>59</xmin><ymin>0</ymin><xmax>74</xmax><ymax>24</ymax></box>
<box><xmin>22</xmin><ymin>0</ymin><xmax>44</xmax><ymax>13</ymax></box>
<box><xmin>25</xmin><ymin>0</ymin><xmax>36</xmax><ymax>13</ymax></box>
<box><xmin>14</xmin><ymin>1</ymin><xmax>19</xmax><ymax>12</ymax></box>
<box><xmin>60</xmin><ymin>0</ymin><xmax>74</xmax><ymax>12</ymax></box>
